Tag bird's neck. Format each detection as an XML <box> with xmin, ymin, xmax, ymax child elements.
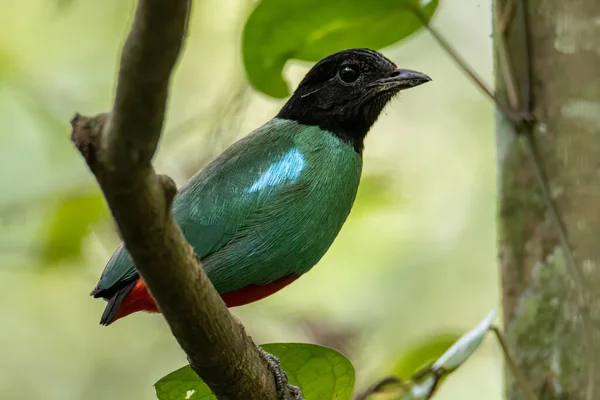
<box><xmin>277</xmin><ymin>100</ymin><xmax>367</xmax><ymax>154</ymax></box>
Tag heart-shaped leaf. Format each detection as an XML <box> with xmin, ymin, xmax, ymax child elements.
<box><xmin>262</xmin><ymin>343</ymin><xmax>355</xmax><ymax>399</ymax></box>
<box><xmin>242</xmin><ymin>0</ymin><xmax>439</xmax><ymax>98</ymax></box>
<box><xmin>155</xmin><ymin>343</ymin><xmax>355</xmax><ymax>400</ymax></box>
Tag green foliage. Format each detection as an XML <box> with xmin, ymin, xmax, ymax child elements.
<box><xmin>0</xmin><ymin>1</ymin><xmax>500</xmax><ymax>400</ymax></box>
<box><xmin>392</xmin><ymin>334</ymin><xmax>459</xmax><ymax>379</ymax></box>
<box><xmin>39</xmin><ymin>193</ymin><xmax>107</xmax><ymax>263</ymax></box>
<box><xmin>262</xmin><ymin>343</ymin><xmax>355</xmax><ymax>399</ymax></box>
<box><xmin>155</xmin><ymin>343</ymin><xmax>355</xmax><ymax>400</ymax></box>
<box><xmin>364</xmin><ymin>311</ymin><xmax>496</xmax><ymax>400</ymax></box>
<box><xmin>154</xmin><ymin>314</ymin><xmax>496</xmax><ymax>400</ymax></box>
<box><xmin>155</xmin><ymin>366</ymin><xmax>213</xmax><ymax>400</ymax></box>
<box><xmin>242</xmin><ymin>0</ymin><xmax>439</xmax><ymax>98</ymax></box>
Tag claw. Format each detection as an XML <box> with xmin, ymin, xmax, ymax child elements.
<box><xmin>257</xmin><ymin>346</ymin><xmax>304</xmax><ymax>400</ymax></box>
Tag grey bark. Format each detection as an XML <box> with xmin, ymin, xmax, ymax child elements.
<box><xmin>496</xmin><ymin>0</ymin><xmax>600</xmax><ymax>399</ymax></box>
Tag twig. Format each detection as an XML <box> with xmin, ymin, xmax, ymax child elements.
<box><xmin>493</xmin><ymin>0</ymin><xmax>520</xmax><ymax>110</ymax></box>
<box><xmin>70</xmin><ymin>1</ymin><xmax>290</xmax><ymax>399</ymax></box>
<box><xmin>354</xmin><ymin>376</ymin><xmax>402</xmax><ymax>400</ymax></box>
<box><xmin>411</xmin><ymin>7</ymin><xmax>520</xmax><ymax>126</ymax></box>
<box><xmin>498</xmin><ymin>0</ymin><xmax>517</xmax><ymax>33</ymax></box>
<box><xmin>491</xmin><ymin>326</ymin><xmax>537</xmax><ymax>400</ymax></box>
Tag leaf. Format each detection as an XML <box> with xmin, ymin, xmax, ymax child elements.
<box><xmin>155</xmin><ymin>366</ymin><xmax>213</xmax><ymax>400</ymax></box>
<box><xmin>431</xmin><ymin>310</ymin><xmax>496</xmax><ymax>372</ymax></box>
<box><xmin>155</xmin><ymin>343</ymin><xmax>355</xmax><ymax>400</ymax></box>
<box><xmin>362</xmin><ymin>311</ymin><xmax>497</xmax><ymax>400</ymax></box>
<box><xmin>242</xmin><ymin>0</ymin><xmax>439</xmax><ymax>98</ymax></box>
<box><xmin>262</xmin><ymin>343</ymin><xmax>355</xmax><ymax>399</ymax></box>
<box><xmin>392</xmin><ymin>334</ymin><xmax>460</xmax><ymax>379</ymax></box>
<box><xmin>39</xmin><ymin>193</ymin><xmax>108</xmax><ymax>263</ymax></box>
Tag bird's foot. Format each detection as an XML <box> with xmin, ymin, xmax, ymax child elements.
<box><xmin>257</xmin><ymin>346</ymin><xmax>304</xmax><ymax>400</ymax></box>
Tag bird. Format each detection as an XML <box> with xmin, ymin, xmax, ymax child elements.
<box><xmin>91</xmin><ymin>48</ymin><xmax>430</xmax><ymax>326</ymax></box>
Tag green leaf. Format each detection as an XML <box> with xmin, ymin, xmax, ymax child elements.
<box><xmin>242</xmin><ymin>0</ymin><xmax>439</xmax><ymax>98</ymax></box>
<box><xmin>40</xmin><ymin>193</ymin><xmax>108</xmax><ymax>263</ymax></box>
<box><xmin>155</xmin><ymin>343</ymin><xmax>355</xmax><ymax>400</ymax></box>
<box><xmin>362</xmin><ymin>311</ymin><xmax>497</xmax><ymax>400</ymax></box>
<box><xmin>155</xmin><ymin>366</ymin><xmax>213</xmax><ymax>400</ymax></box>
<box><xmin>262</xmin><ymin>343</ymin><xmax>355</xmax><ymax>399</ymax></box>
<box><xmin>392</xmin><ymin>334</ymin><xmax>460</xmax><ymax>379</ymax></box>
<box><xmin>431</xmin><ymin>310</ymin><xmax>496</xmax><ymax>372</ymax></box>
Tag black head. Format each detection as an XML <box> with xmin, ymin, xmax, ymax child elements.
<box><xmin>277</xmin><ymin>48</ymin><xmax>431</xmax><ymax>152</ymax></box>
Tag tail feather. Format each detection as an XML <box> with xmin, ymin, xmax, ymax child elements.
<box><xmin>99</xmin><ymin>280</ymin><xmax>137</xmax><ymax>326</ymax></box>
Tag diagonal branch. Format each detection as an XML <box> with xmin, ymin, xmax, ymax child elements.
<box><xmin>69</xmin><ymin>1</ymin><xmax>287</xmax><ymax>399</ymax></box>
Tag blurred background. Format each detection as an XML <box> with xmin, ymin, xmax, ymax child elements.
<box><xmin>0</xmin><ymin>0</ymin><xmax>500</xmax><ymax>399</ymax></box>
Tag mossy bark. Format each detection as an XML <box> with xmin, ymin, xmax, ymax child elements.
<box><xmin>496</xmin><ymin>0</ymin><xmax>600</xmax><ymax>399</ymax></box>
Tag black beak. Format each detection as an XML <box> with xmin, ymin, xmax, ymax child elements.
<box><xmin>370</xmin><ymin>68</ymin><xmax>431</xmax><ymax>91</ymax></box>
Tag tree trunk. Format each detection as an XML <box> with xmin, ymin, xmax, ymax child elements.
<box><xmin>496</xmin><ymin>0</ymin><xmax>600</xmax><ymax>399</ymax></box>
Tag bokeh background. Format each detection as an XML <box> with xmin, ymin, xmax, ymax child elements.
<box><xmin>0</xmin><ymin>0</ymin><xmax>500</xmax><ymax>399</ymax></box>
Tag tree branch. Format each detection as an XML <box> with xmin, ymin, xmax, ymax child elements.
<box><xmin>70</xmin><ymin>1</ymin><xmax>285</xmax><ymax>399</ymax></box>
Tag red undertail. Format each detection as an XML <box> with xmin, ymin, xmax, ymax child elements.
<box><xmin>108</xmin><ymin>275</ymin><xmax>300</xmax><ymax>325</ymax></box>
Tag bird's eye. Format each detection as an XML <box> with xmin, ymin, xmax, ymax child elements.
<box><xmin>339</xmin><ymin>66</ymin><xmax>359</xmax><ymax>83</ymax></box>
